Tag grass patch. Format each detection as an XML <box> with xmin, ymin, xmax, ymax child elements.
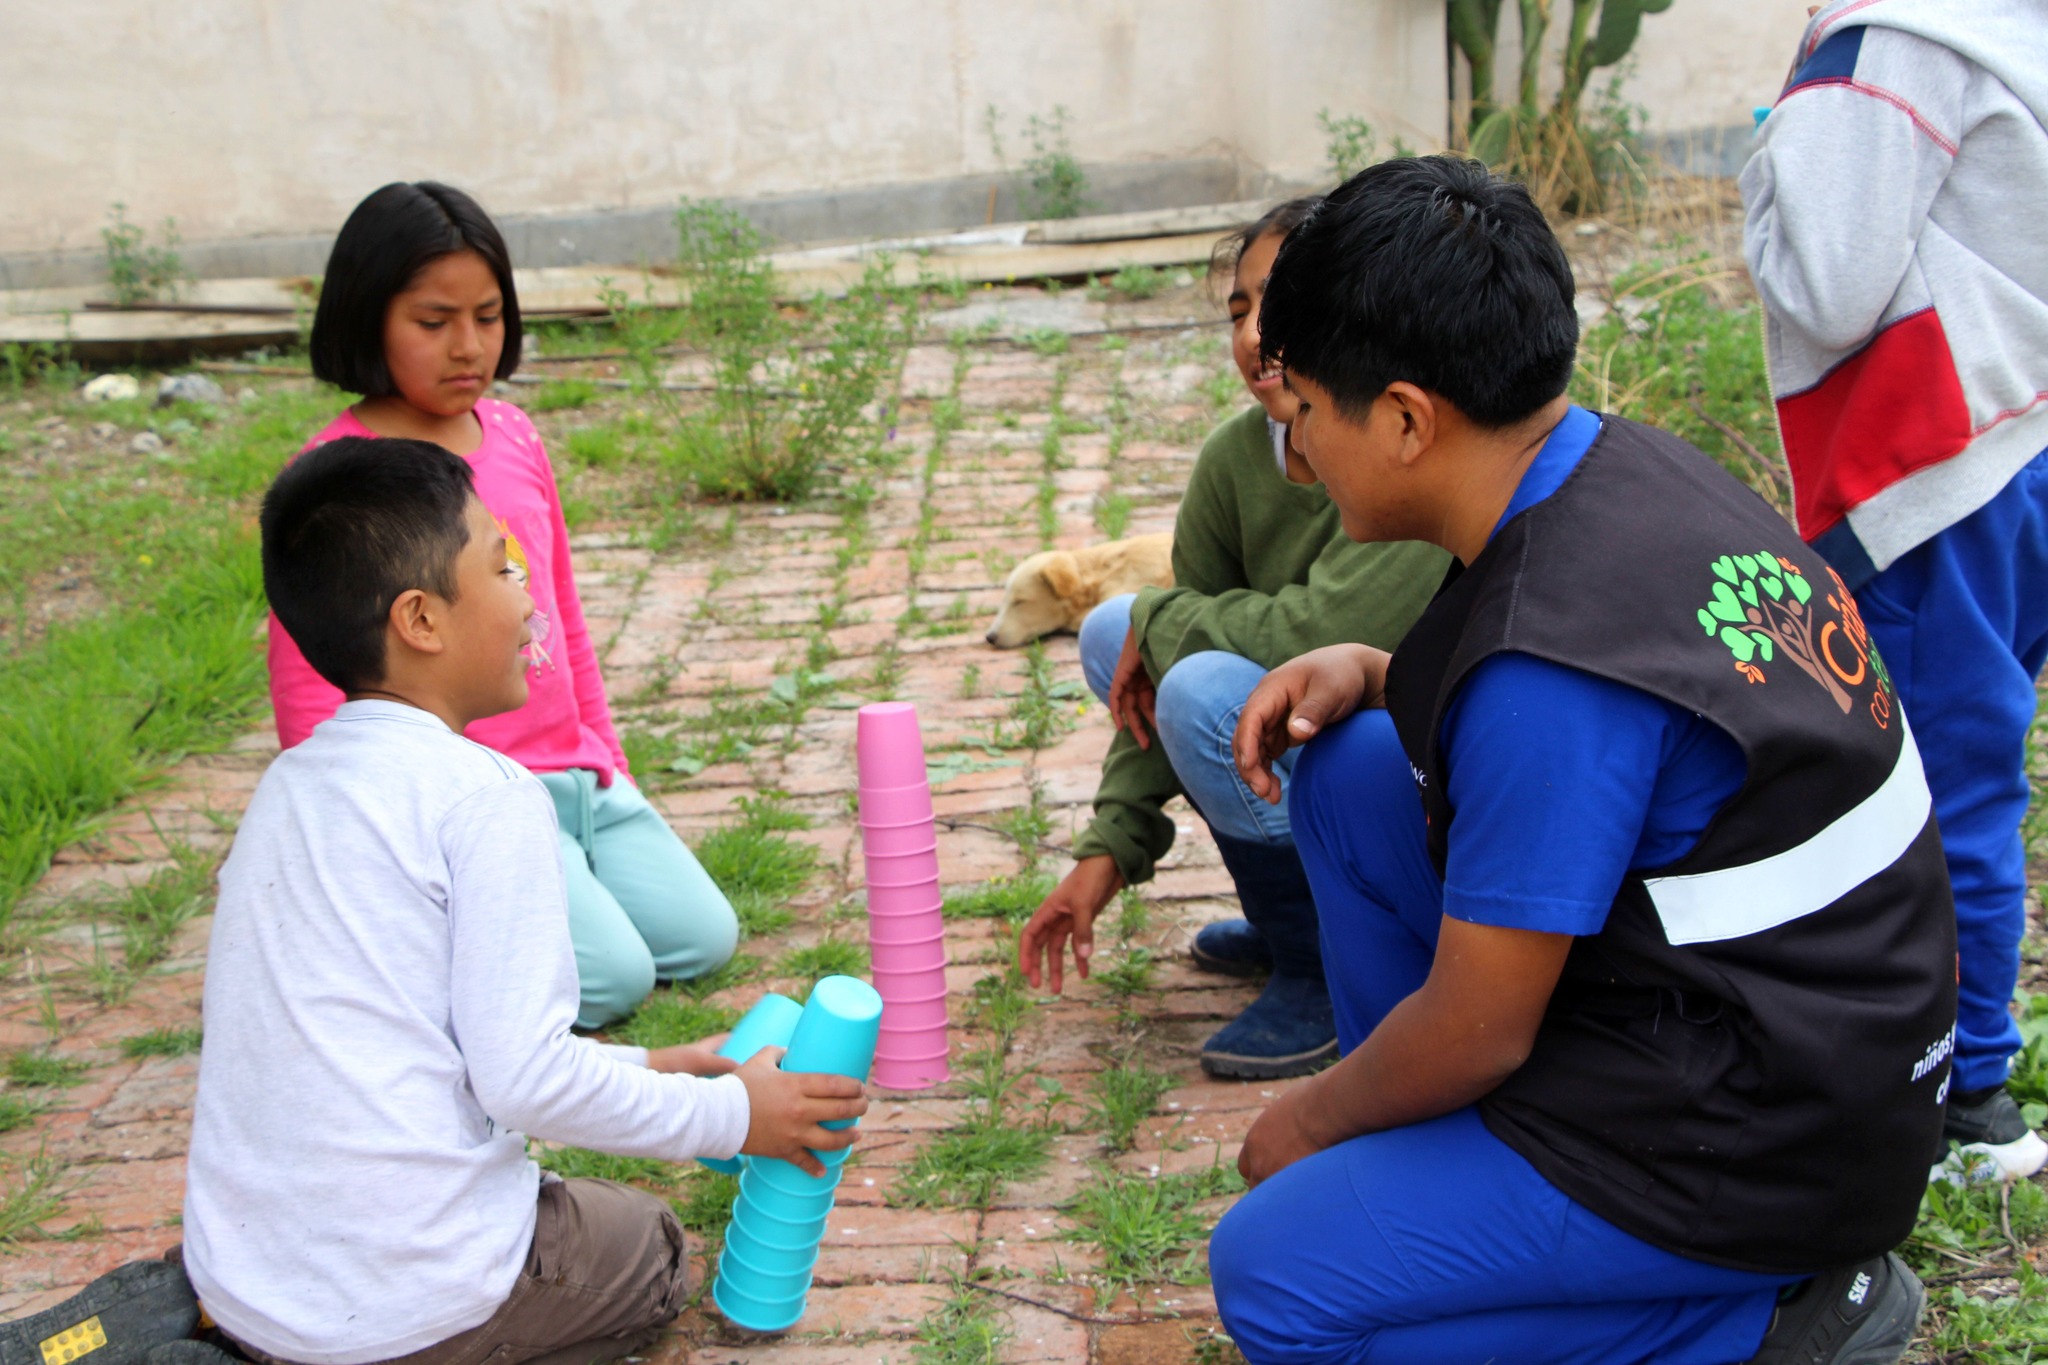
<box><xmin>670</xmin><ymin>1166</ymin><xmax>740</xmax><ymax>1236</ymax></box>
<box><xmin>894</xmin><ymin>1125</ymin><xmax>1051</xmax><ymax>1211</ymax></box>
<box><xmin>0</xmin><ymin>1151</ymin><xmax>74</xmax><ymax>1247</ymax></box>
<box><xmin>942</xmin><ymin>874</ymin><xmax>1053</xmax><ymax>926</ymax></box>
<box><xmin>993</xmin><ymin>642</ymin><xmax>1083</xmax><ymax>751</ymax></box>
<box><xmin>608</xmin><ymin>989</ymin><xmax>737</xmax><ymax>1051</ymax></box>
<box><xmin>910</xmin><ymin>1283</ymin><xmax>1012</xmax><ymax>1365</ymax></box>
<box><xmin>777</xmin><ymin>938</ymin><xmax>871</xmax><ymax>984</ymax></box>
<box><xmin>531</xmin><ymin>378</ymin><xmax>602</xmax><ymax>412</ymax></box>
<box><xmin>0</xmin><ymin>1094</ymin><xmax>45</xmax><ymax>1135</ymax></box>
<box><xmin>691</xmin><ymin>792</ymin><xmax>818</xmax><ymax>936</ymax></box>
<box><xmin>1086</xmin><ymin>1063</ymin><xmax>1174</xmax><ymax>1151</ymax></box>
<box><xmin>962</xmin><ymin>970</ymin><xmax>1034</xmax><ymax>1047</ymax></box>
<box><xmin>1</xmin><ymin>387</ymin><xmax>329</xmax><ymax>930</ymax></box>
<box><xmin>1065</xmin><ymin>1162</ymin><xmax>1243</xmax><ymax>1294</ymax></box>
<box><xmin>119</xmin><ymin>1026</ymin><xmax>202</xmax><ymax>1058</ymax></box>
<box><xmin>1922</xmin><ymin>1261</ymin><xmax>2048</xmax><ymax>1362</ymax></box>
<box><xmin>1093</xmin><ymin>948</ymin><xmax>1159</xmax><ymax>1005</ymax></box>
<box><xmin>4</xmin><ymin>1051</ymin><xmax>89</xmax><ymax>1089</ymax></box>
<box><xmin>1570</xmin><ymin>261</ymin><xmax>1786</xmax><ymax>511</ymax></box>
<box><xmin>532</xmin><ymin>1143</ymin><xmax>681</xmax><ymax>1189</ymax></box>
<box><xmin>104</xmin><ymin>842</ymin><xmax>216</xmax><ymax>982</ymax></box>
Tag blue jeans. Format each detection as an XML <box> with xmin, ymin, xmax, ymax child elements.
<box><xmin>539</xmin><ymin>769</ymin><xmax>740</xmax><ymax>1030</ymax></box>
<box><xmin>1856</xmin><ymin>448</ymin><xmax>2048</xmax><ymax>1091</ymax></box>
<box><xmin>1080</xmin><ymin>595</ymin><xmax>1297</xmax><ymax>844</ymax></box>
<box><xmin>1209</xmin><ymin>710</ymin><xmax>1789</xmax><ymax>1364</ymax></box>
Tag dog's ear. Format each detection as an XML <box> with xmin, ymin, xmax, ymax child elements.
<box><xmin>1039</xmin><ymin>552</ymin><xmax>1083</xmax><ymax>608</ymax></box>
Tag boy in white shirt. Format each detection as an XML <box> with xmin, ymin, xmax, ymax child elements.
<box><xmin>181</xmin><ymin>435</ymin><xmax>866</xmax><ymax>1365</ymax></box>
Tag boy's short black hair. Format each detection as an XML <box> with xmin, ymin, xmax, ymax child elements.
<box><xmin>261</xmin><ymin>436</ymin><xmax>476</xmax><ymax>692</ymax></box>
<box><xmin>1259</xmin><ymin>156</ymin><xmax>1578</xmax><ymax>428</ymax></box>
<box><xmin>309</xmin><ymin>182</ymin><xmax>523</xmax><ymax>397</ymax></box>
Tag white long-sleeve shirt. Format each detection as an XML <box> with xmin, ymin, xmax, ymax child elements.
<box><xmin>184</xmin><ymin>701</ymin><xmax>748</xmax><ymax>1364</ymax></box>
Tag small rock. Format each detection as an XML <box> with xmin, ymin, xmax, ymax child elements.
<box><xmin>81</xmin><ymin>373</ymin><xmax>141</xmax><ymax>403</ymax></box>
<box><xmin>89</xmin><ymin>421</ymin><xmax>120</xmax><ymax>441</ymax></box>
<box><xmin>1575</xmin><ymin>220</ymin><xmax>1606</xmax><ymax>236</ymax></box>
<box><xmin>235</xmin><ymin>387</ymin><xmax>259</xmax><ymax>406</ymax></box>
<box><xmin>157</xmin><ymin>373</ymin><xmax>226</xmax><ymax>408</ymax></box>
<box><xmin>130</xmin><ymin>431</ymin><xmax>164</xmax><ymax>454</ymax></box>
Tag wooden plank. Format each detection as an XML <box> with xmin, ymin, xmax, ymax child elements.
<box><xmin>0</xmin><ymin>229</ymin><xmax>1229</xmax><ymax>362</ymax></box>
<box><xmin>1024</xmin><ymin>199</ymin><xmax>1270</xmax><ymax>244</ymax></box>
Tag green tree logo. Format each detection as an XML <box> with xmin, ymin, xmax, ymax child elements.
<box><xmin>1696</xmin><ymin>551</ymin><xmax>1856</xmax><ymax>712</ymax></box>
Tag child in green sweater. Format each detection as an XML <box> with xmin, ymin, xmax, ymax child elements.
<box><xmin>1018</xmin><ymin>199</ymin><xmax>1448</xmax><ymax>1078</ymax></box>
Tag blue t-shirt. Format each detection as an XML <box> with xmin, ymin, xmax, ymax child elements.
<box><xmin>1439</xmin><ymin>406</ymin><xmax>1747</xmax><ymax>935</ymax></box>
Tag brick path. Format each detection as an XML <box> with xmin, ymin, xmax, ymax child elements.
<box><xmin>0</xmin><ymin>311</ymin><xmax>1297</xmax><ymax>1362</ymax></box>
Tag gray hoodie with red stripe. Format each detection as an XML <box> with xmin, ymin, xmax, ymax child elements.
<box><xmin>1740</xmin><ymin>0</ymin><xmax>2048</xmax><ymax>587</ymax></box>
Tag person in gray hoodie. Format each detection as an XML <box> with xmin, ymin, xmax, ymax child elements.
<box><xmin>1743</xmin><ymin>0</ymin><xmax>2048</xmax><ymax>1184</ymax></box>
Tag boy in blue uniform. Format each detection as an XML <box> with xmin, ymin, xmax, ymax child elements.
<box><xmin>1208</xmin><ymin>157</ymin><xmax>1955</xmax><ymax>1365</ymax></box>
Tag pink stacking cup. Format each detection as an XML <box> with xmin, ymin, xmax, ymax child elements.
<box><xmin>867</xmin><ymin>917</ymin><xmax>945</xmax><ymax>949</ymax></box>
<box><xmin>867</xmin><ymin>892</ymin><xmax>944</xmax><ymax>922</ymax></box>
<box><xmin>880</xmin><ymin>992</ymin><xmax>950</xmax><ymax>1033</ymax></box>
<box><xmin>859</xmin><ymin>821</ymin><xmax>939</xmax><ymax>857</ymax></box>
<box><xmin>856</xmin><ymin>703</ymin><xmax>929</xmax><ymax>788</ymax></box>
<box><xmin>856</xmin><ymin>786</ymin><xmax>934</xmax><ymax>827</ymax></box>
<box><xmin>863</xmin><ymin>850</ymin><xmax>941</xmax><ymax>887</ymax></box>
<box><xmin>871</xmin><ymin>963</ymin><xmax>948</xmax><ymax>998</ymax></box>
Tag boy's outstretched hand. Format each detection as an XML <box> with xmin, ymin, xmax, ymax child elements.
<box><xmin>1233</xmin><ymin>644</ymin><xmax>1393</xmax><ymax>803</ymax></box>
<box><xmin>645</xmin><ymin>1043</ymin><xmax>739</xmax><ymax>1076</ymax></box>
<box><xmin>735</xmin><ymin>1047</ymin><xmax>869</xmax><ymax>1177</ymax></box>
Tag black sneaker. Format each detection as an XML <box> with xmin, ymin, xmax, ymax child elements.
<box><xmin>1199</xmin><ymin>974</ymin><xmax>1337</xmax><ymax>1080</ymax></box>
<box><xmin>0</xmin><ymin>1261</ymin><xmax>198</xmax><ymax>1365</ymax></box>
<box><xmin>1190</xmin><ymin>918</ymin><xmax>1272</xmax><ymax>979</ymax></box>
<box><xmin>1745</xmin><ymin>1253</ymin><xmax>1923</xmax><ymax>1365</ymax></box>
<box><xmin>1934</xmin><ymin>1084</ymin><xmax>2048</xmax><ymax>1185</ymax></box>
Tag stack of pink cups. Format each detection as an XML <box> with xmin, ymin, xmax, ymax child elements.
<box><xmin>855</xmin><ymin>702</ymin><xmax>951</xmax><ymax>1090</ymax></box>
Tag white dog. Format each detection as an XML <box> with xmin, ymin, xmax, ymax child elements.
<box><xmin>984</xmin><ymin>532</ymin><xmax>1174</xmax><ymax>648</ymax></box>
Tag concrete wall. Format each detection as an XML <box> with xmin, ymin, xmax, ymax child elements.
<box><xmin>0</xmin><ymin>0</ymin><xmax>1445</xmax><ymax>283</ymax></box>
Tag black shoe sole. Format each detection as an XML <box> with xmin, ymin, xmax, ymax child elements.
<box><xmin>1188</xmin><ymin>942</ymin><xmax>1272</xmax><ymax>980</ymax></box>
<box><xmin>0</xmin><ymin>1262</ymin><xmax>198</xmax><ymax>1365</ymax></box>
<box><xmin>1200</xmin><ymin>1037</ymin><xmax>1338</xmax><ymax>1080</ymax></box>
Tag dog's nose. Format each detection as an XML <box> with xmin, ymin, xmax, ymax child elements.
<box><xmin>984</xmin><ymin>628</ymin><xmax>999</xmax><ymax>645</ymax></box>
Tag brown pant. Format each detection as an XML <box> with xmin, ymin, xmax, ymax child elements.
<box><xmin>223</xmin><ymin>1179</ymin><xmax>692</xmax><ymax>1365</ymax></box>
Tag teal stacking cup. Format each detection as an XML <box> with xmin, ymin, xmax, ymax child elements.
<box><xmin>699</xmin><ymin>992</ymin><xmax>804</xmax><ymax>1175</ymax></box>
<box><xmin>717</xmin><ymin>1240</ymin><xmax>816</xmax><ymax>1301</ymax></box>
<box><xmin>783</xmin><ymin>975</ymin><xmax>883</xmax><ymax>1167</ymax></box>
<box><xmin>739</xmin><ymin>1160</ymin><xmax>839</xmax><ymax>1220</ymax></box>
<box><xmin>727</xmin><ymin>1200</ymin><xmax>830</xmax><ymax>1260</ymax></box>
<box><xmin>713</xmin><ymin>1276</ymin><xmax>810</xmax><ymax>1333</ymax></box>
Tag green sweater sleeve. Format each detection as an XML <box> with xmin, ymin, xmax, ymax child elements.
<box><xmin>1071</xmin><ymin>407</ymin><xmax>1450</xmax><ymax>886</ymax></box>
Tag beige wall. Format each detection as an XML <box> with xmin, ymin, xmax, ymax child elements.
<box><xmin>0</xmin><ymin>0</ymin><xmax>1445</xmax><ymax>260</ymax></box>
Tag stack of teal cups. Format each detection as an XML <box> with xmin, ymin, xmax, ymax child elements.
<box><xmin>699</xmin><ymin>992</ymin><xmax>804</xmax><ymax>1175</ymax></box>
<box><xmin>713</xmin><ymin>975</ymin><xmax>883</xmax><ymax>1333</ymax></box>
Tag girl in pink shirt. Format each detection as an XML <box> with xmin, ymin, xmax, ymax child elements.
<box><xmin>275</xmin><ymin>181</ymin><xmax>737</xmax><ymax>1027</ymax></box>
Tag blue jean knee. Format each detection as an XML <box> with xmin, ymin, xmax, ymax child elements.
<box><xmin>1154</xmin><ymin>650</ymin><xmax>1295</xmax><ymax>845</ymax></box>
<box><xmin>1079</xmin><ymin>594</ymin><xmax>1137</xmax><ymax>705</ymax></box>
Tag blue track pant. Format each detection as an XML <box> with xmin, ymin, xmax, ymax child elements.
<box><xmin>1209</xmin><ymin>711</ymin><xmax>1791</xmax><ymax>1365</ymax></box>
<box><xmin>1856</xmin><ymin>448</ymin><xmax>2048</xmax><ymax>1091</ymax></box>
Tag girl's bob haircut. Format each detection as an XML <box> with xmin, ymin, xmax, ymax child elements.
<box><xmin>309</xmin><ymin>181</ymin><xmax>523</xmax><ymax>397</ymax></box>
<box><xmin>1208</xmin><ymin>194</ymin><xmax>1324</xmax><ymax>284</ymax></box>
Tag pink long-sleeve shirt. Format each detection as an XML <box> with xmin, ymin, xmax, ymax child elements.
<box><xmin>268</xmin><ymin>399</ymin><xmax>631</xmax><ymax>783</ymax></box>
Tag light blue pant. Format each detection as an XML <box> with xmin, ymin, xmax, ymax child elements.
<box><xmin>1080</xmin><ymin>595</ymin><xmax>1297</xmax><ymax>845</ymax></box>
<box><xmin>539</xmin><ymin>769</ymin><xmax>740</xmax><ymax>1030</ymax></box>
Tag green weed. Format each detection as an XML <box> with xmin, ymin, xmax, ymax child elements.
<box><xmin>1094</xmin><ymin>948</ymin><xmax>1158</xmax><ymax>1006</ymax></box>
<box><xmin>696</xmin><ymin>821</ymin><xmax>818</xmax><ymax>937</ymax></box>
<box><xmin>995</xmin><ymin>642</ymin><xmax>1083</xmax><ymax>751</ymax></box>
<box><xmin>1094</xmin><ymin>490</ymin><xmax>1133</xmax><ymax>539</ymax></box>
<box><xmin>1570</xmin><ymin>262</ymin><xmax>1787</xmax><ymax>512</ymax></box>
<box><xmin>120</xmin><ymin>1026</ymin><xmax>202</xmax><ymax>1058</ymax></box>
<box><xmin>943</xmin><ymin>875</ymin><xmax>1054</xmax><ymax>926</ymax></box>
<box><xmin>609</xmin><ymin>990</ymin><xmax>737</xmax><ymax>1051</ymax></box>
<box><xmin>4</xmin><ymin>1052</ymin><xmax>89</xmax><ymax>1089</ymax></box>
<box><xmin>532</xmin><ymin>1144</ymin><xmax>681</xmax><ymax>1189</ymax></box>
<box><xmin>671</xmin><ymin>1167</ymin><xmax>740</xmax><ymax>1235</ymax></box>
<box><xmin>963</xmin><ymin>970</ymin><xmax>1034</xmax><ymax>1045</ymax></box>
<box><xmin>1105</xmin><ymin>265</ymin><xmax>1171</xmax><ymax>301</ymax></box>
<box><xmin>532</xmin><ymin>378</ymin><xmax>602</xmax><ymax>412</ymax></box>
<box><xmin>102</xmin><ymin>203</ymin><xmax>188</xmax><ymax>305</ymax></box>
<box><xmin>894</xmin><ymin>1125</ymin><xmax>1051</xmax><ymax>1210</ymax></box>
<box><xmin>1064</xmin><ymin>1161</ymin><xmax>1243</xmax><ymax>1294</ymax></box>
<box><xmin>1922</xmin><ymin>1261</ymin><xmax>2048</xmax><ymax>1362</ymax></box>
<box><xmin>1019</xmin><ymin>328</ymin><xmax>1070</xmax><ymax>358</ymax></box>
<box><xmin>778</xmin><ymin>937</ymin><xmax>871</xmax><ymax>983</ymax></box>
<box><xmin>0</xmin><ymin>1094</ymin><xmax>45</xmax><ymax>1135</ymax></box>
<box><xmin>1087</xmin><ymin>1063</ymin><xmax>1174</xmax><ymax>1151</ymax></box>
<box><xmin>910</xmin><ymin>1284</ymin><xmax>1011</xmax><ymax>1365</ymax></box>
<box><xmin>1317</xmin><ymin>110</ymin><xmax>1380</xmax><ymax>182</ymax></box>
<box><xmin>561</xmin><ymin>423</ymin><xmax>631</xmax><ymax>469</ymax></box>
<box><xmin>0</xmin><ymin>1150</ymin><xmax>73</xmax><ymax>1247</ymax></box>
